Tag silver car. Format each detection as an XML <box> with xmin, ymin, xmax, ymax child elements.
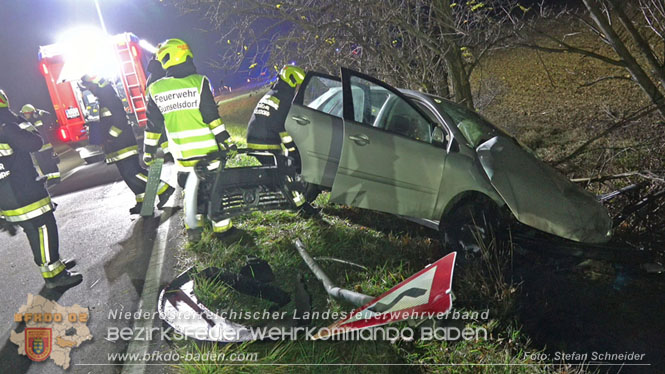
<box><xmin>285</xmin><ymin>68</ymin><xmax>613</xmax><ymax>245</ymax></box>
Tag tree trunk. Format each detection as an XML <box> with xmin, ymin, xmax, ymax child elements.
<box><xmin>432</xmin><ymin>0</ymin><xmax>475</xmax><ymax>109</ymax></box>
<box><xmin>583</xmin><ymin>0</ymin><xmax>665</xmax><ymax>117</ymax></box>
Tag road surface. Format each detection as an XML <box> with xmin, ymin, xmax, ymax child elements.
<box><xmin>0</xmin><ymin>147</ymin><xmax>183</xmax><ymax>373</ymax></box>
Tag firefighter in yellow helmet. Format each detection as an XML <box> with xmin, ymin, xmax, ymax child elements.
<box><xmin>144</xmin><ymin>38</ymin><xmax>236</xmax><ymax>241</ymax></box>
<box><xmin>19</xmin><ymin>104</ymin><xmax>61</xmax><ymax>185</ymax></box>
<box><xmin>79</xmin><ymin>75</ymin><xmax>175</xmax><ymax>214</ymax></box>
<box><xmin>246</xmin><ymin>65</ymin><xmax>317</xmax><ymax>216</ymax></box>
<box><xmin>0</xmin><ymin>89</ymin><xmax>81</xmax><ymax>289</ymax></box>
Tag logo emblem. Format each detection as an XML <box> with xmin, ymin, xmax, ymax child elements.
<box><xmin>25</xmin><ymin>328</ymin><xmax>52</xmax><ymax>362</ymax></box>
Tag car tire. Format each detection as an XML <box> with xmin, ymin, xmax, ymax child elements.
<box><xmin>440</xmin><ymin>196</ymin><xmax>504</xmax><ymax>254</ymax></box>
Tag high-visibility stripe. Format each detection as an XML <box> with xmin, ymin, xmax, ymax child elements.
<box><xmin>0</xmin><ymin>143</ymin><xmax>13</xmax><ymax>156</ymax></box>
<box><xmin>40</xmin><ymin>260</ymin><xmax>65</xmax><ymax>279</ymax></box>
<box><xmin>211</xmin><ymin>123</ymin><xmax>227</xmax><ymax>136</ymax></box>
<box><xmin>247</xmin><ymin>142</ymin><xmax>282</xmax><ymax>150</ymax></box>
<box><xmin>100</xmin><ymin>107</ymin><xmax>112</xmax><ymax>117</ymax></box>
<box><xmin>46</xmin><ymin>173</ymin><xmax>61</xmax><ymax>180</ymax></box>
<box><xmin>105</xmin><ymin>145</ymin><xmax>138</xmax><ymax>163</ymax></box>
<box><xmin>39</xmin><ymin>143</ymin><xmax>53</xmax><ymax>151</ymax></box>
<box><xmin>109</xmin><ymin>126</ymin><xmax>122</xmax><ymax>137</ymax></box>
<box><xmin>176</xmin><ymin>139</ymin><xmax>218</xmax><ymax>152</ymax></box>
<box><xmin>212</xmin><ymin>218</ymin><xmax>232</xmax><ymax>233</ymax></box>
<box><xmin>292</xmin><ymin>191</ymin><xmax>305</xmax><ymax>207</ymax></box>
<box><xmin>157</xmin><ymin>182</ymin><xmax>170</xmax><ymax>195</ymax></box>
<box><xmin>169</xmin><ymin>128</ymin><xmax>215</xmax><ymax>139</ymax></box>
<box><xmin>34</xmin><ymin>120</ymin><xmax>43</xmax><ymax>127</ymax></box>
<box><xmin>1</xmin><ymin>197</ymin><xmax>52</xmax><ymax>222</ymax></box>
<box><xmin>19</xmin><ymin>122</ymin><xmax>33</xmax><ymax>130</ymax></box>
<box><xmin>209</xmin><ymin>118</ymin><xmax>224</xmax><ymax>129</ymax></box>
<box><xmin>136</xmin><ymin>193</ymin><xmax>145</xmax><ymax>203</ymax></box>
<box><xmin>136</xmin><ymin>173</ymin><xmax>148</xmax><ymax>183</ymax></box>
<box><xmin>39</xmin><ymin>225</ymin><xmax>47</xmax><ymax>264</ymax></box>
<box><xmin>144</xmin><ymin>132</ymin><xmax>161</xmax><ymax>146</ymax></box>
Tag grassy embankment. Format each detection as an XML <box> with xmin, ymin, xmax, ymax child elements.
<box><xmin>170</xmin><ymin>34</ymin><xmax>664</xmax><ymax>372</ymax></box>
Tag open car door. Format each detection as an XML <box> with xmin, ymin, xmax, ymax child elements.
<box><xmin>285</xmin><ymin>72</ymin><xmax>345</xmax><ymax>188</ymax></box>
<box><xmin>329</xmin><ymin>68</ymin><xmax>447</xmax><ymax>219</ymax></box>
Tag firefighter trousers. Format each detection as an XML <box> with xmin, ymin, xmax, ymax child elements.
<box><xmin>18</xmin><ymin>211</ymin><xmax>66</xmax><ymax>279</ymax></box>
<box><xmin>114</xmin><ymin>155</ymin><xmax>171</xmax><ymax>204</ymax></box>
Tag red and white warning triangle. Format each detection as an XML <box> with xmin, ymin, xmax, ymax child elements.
<box><xmin>313</xmin><ymin>252</ymin><xmax>456</xmax><ymax>339</ymax></box>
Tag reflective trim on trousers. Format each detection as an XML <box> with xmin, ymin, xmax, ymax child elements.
<box><xmin>105</xmin><ymin>145</ymin><xmax>139</xmax><ymax>163</ymax></box>
<box><xmin>292</xmin><ymin>191</ymin><xmax>305</xmax><ymax>207</ymax></box>
<box><xmin>1</xmin><ymin>197</ymin><xmax>53</xmax><ymax>222</ymax></box>
<box><xmin>109</xmin><ymin>126</ymin><xmax>122</xmax><ymax>137</ymax></box>
<box><xmin>212</xmin><ymin>218</ymin><xmax>233</xmax><ymax>233</ymax></box>
<box><xmin>247</xmin><ymin>142</ymin><xmax>282</xmax><ymax>150</ymax></box>
<box><xmin>40</xmin><ymin>260</ymin><xmax>66</xmax><ymax>279</ymax></box>
<box><xmin>136</xmin><ymin>193</ymin><xmax>145</xmax><ymax>203</ymax></box>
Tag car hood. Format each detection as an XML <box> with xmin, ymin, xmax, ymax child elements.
<box><xmin>476</xmin><ymin>136</ymin><xmax>612</xmax><ymax>243</ymax></box>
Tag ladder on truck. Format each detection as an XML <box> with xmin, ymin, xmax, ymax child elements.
<box><xmin>114</xmin><ymin>34</ymin><xmax>148</xmax><ymax>128</ymax></box>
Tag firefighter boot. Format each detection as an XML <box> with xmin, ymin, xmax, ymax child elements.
<box><xmin>129</xmin><ymin>203</ymin><xmax>143</xmax><ymax>215</ymax></box>
<box><xmin>156</xmin><ymin>186</ymin><xmax>176</xmax><ymax>210</ymax></box>
<box><xmin>45</xmin><ymin>270</ymin><xmax>83</xmax><ymax>289</ymax></box>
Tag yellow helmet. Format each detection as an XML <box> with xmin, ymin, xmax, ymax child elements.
<box><xmin>20</xmin><ymin>104</ymin><xmax>36</xmax><ymax>114</ymax></box>
<box><xmin>156</xmin><ymin>39</ymin><xmax>193</xmax><ymax>70</ymax></box>
<box><xmin>279</xmin><ymin>65</ymin><xmax>305</xmax><ymax>88</ymax></box>
<box><xmin>0</xmin><ymin>89</ymin><xmax>8</xmax><ymax>108</ymax></box>
<box><xmin>80</xmin><ymin>74</ymin><xmax>109</xmax><ymax>89</ymax></box>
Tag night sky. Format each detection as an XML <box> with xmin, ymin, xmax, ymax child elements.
<box><xmin>0</xmin><ymin>0</ymin><xmax>231</xmax><ymax>113</ymax></box>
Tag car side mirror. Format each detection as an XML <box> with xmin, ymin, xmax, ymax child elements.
<box><xmin>431</xmin><ymin>126</ymin><xmax>446</xmax><ymax>147</ymax></box>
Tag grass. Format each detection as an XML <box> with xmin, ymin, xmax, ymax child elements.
<box><xmin>168</xmin><ymin>92</ymin><xmax>576</xmax><ymax>373</ymax></box>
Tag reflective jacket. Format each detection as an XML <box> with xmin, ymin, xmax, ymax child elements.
<box><xmin>92</xmin><ymin>84</ymin><xmax>139</xmax><ymax>164</ymax></box>
<box><xmin>246</xmin><ymin>79</ymin><xmax>297</xmax><ymax>152</ymax></box>
<box><xmin>145</xmin><ymin>60</ymin><xmax>230</xmax><ymax>169</ymax></box>
<box><xmin>0</xmin><ymin>108</ymin><xmax>52</xmax><ymax>222</ymax></box>
<box><xmin>20</xmin><ymin>111</ymin><xmax>54</xmax><ymax>153</ymax></box>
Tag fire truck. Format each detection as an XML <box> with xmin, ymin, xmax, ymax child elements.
<box><xmin>38</xmin><ymin>32</ymin><xmax>153</xmax><ymax>164</ymax></box>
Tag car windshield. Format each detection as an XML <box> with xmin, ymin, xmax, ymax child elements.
<box><xmin>428</xmin><ymin>96</ymin><xmax>508</xmax><ymax>148</ymax></box>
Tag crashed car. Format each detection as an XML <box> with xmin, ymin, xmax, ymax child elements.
<box><xmin>285</xmin><ymin>68</ymin><xmax>613</xmax><ymax>245</ymax></box>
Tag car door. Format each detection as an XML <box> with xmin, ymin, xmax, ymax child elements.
<box><xmin>329</xmin><ymin>68</ymin><xmax>447</xmax><ymax>219</ymax></box>
<box><xmin>285</xmin><ymin>72</ymin><xmax>344</xmax><ymax>188</ymax></box>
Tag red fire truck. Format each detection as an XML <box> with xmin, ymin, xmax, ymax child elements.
<box><xmin>38</xmin><ymin>32</ymin><xmax>152</xmax><ymax>163</ymax></box>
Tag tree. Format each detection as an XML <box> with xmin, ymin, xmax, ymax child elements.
<box><xmin>516</xmin><ymin>0</ymin><xmax>665</xmax><ymax>117</ymax></box>
<box><xmin>173</xmin><ymin>0</ymin><xmax>523</xmax><ymax>109</ymax></box>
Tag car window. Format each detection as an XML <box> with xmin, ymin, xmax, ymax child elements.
<box><xmin>349</xmin><ymin>76</ymin><xmax>391</xmax><ymax>126</ymax></box>
<box><xmin>430</xmin><ymin>97</ymin><xmax>508</xmax><ymax>147</ymax></box>
<box><xmin>375</xmin><ymin>96</ymin><xmax>432</xmax><ymax>143</ymax></box>
<box><xmin>302</xmin><ymin>76</ymin><xmax>343</xmax><ymax>117</ymax></box>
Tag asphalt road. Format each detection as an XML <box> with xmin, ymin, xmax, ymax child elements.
<box><xmin>0</xmin><ymin>147</ymin><xmax>182</xmax><ymax>373</ymax></box>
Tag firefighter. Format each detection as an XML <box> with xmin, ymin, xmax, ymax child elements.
<box><xmin>0</xmin><ymin>89</ymin><xmax>81</xmax><ymax>288</ymax></box>
<box><xmin>19</xmin><ymin>104</ymin><xmax>61</xmax><ymax>185</ymax></box>
<box><xmin>79</xmin><ymin>76</ymin><xmax>175</xmax><ymax>214</ymax></box>
<box><xmin>246</xmin><ymin>65</ymin><xmax>316</xmax><ymax>215</ymax></box>
<box><xmin>143</xmin><ymin>38</ymin><xmax>235</xmax><ymax>241</ymax></box>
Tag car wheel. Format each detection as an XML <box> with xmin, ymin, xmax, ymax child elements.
<box><xmin>440</xmin><ymin>196</ymin><xmax>504</xmax><ymax>253</ymax></box>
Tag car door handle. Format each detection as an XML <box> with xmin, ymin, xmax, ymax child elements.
<box><xmin>291</xmin><ymin>116</ymin><xmax>310</xmax><ymax>126</ymax></box>
<box><xmin>349</xmin><ymin>134</ymin><xmax>370</xmax><ymax>146</ymax></box>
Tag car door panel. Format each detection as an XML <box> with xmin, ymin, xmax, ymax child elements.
<box><xmin>285</xmin><ymin>72</ymin><xmax>344</xmax><ymax>188</ymax></box>
<box><xmin>330</xmin><ymin>68</ymin><xmax>446</xmax><ymax>219</ymax></box>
